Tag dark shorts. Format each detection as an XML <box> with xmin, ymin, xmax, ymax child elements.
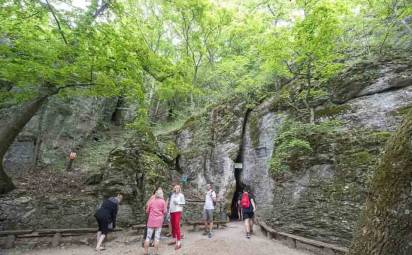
<box><xmin>243</xmin><ymin>210</ymin><xmax>254</xmax><ymax>220</ymax></box>
<box><xmin>95</xmin><ymin>215</ymin><xmax>110</xmax><ymax>235</ymax></box>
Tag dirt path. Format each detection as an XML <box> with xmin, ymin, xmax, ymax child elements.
<box><xmin>4</xmin><ymin>222</ymin><xmax>311</xmax><ymax>255</ymax></box>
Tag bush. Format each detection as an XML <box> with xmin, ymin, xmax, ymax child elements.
<box><xmin>270</xmin><ymin>118</ymin><xmax>339</xmax><ymax>177</ymax></box>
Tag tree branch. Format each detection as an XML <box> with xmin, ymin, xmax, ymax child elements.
<box><xmin>45</xmin><ymin>0</ymin><xmax>68</xmax><ymax>45</ymax></box>
<box><xmin>93</xmin><ymin>0</ymin><xmax>112</xmax><ymax>18</ymax></box>
<box><xmin>57</xmin><ymin>83</ymin><xmax>95</xmax><ymax>92</ymax></box>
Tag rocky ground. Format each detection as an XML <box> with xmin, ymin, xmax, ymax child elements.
<box><xmin>2</xmin><ymin>222</ymin><xmax>311</xmax><ymax>255</ymax></box>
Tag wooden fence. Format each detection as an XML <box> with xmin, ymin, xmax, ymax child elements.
<box><xmin>256</xmin><ymin>217</ymin><xmax>348</xmax><ymax>255</ymax></box>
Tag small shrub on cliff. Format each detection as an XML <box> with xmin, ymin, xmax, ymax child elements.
<box><xmin>270</xmin><ymin>118</ymin><xmax>339</xmax><ymax>177</ymax></box>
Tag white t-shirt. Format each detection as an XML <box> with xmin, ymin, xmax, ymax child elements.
<box><xmin>169</xmin><ymin>193</ymin><xmax>185</xmax><ymax>213</ymax></box>
<box><xmin>204</xmin><ymin>190</ymin><xmax>217</xmax><ymax>210</ymax></box>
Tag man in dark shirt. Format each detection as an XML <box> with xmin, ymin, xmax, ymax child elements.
<box><xmin>94</xmin><ymin>194</ymin><xmax>123</xmax><ymax>251</ymax></box>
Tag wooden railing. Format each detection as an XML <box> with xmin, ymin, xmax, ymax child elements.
<box><xmin>0</xmin><ymin>228</ymin><xmax>123</xmax><ymax>249</ymax></box>
<box><xmin>256</xmin><ymin>218</ymin><xmax>348</xmax><ymax>255</ymax></box>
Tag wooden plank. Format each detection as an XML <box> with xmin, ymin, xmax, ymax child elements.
<box><xmin>132</xmin><ymin>224</ymin><xmax>168</xmax><ymax>230</ymax></box>
<box><xmin>186</xmin><ymin>220</ymin><xmax>228</xmax><ymax>225</ymax></box>
<box><xmin>4</xmin><ymin>235</ymin><xmax>16</xmax><ymax>249</ymax></box>
<box><xmin>51</xmin><ymin>233</ymin><xmax>61</xmax><ymax>247</ymax></box>
<box><xmin>256</xmin><ymin>217</ymin><xmax>348</xmax><ymax>253</ymax></box>
<box><xmin>35</xmin><ymin>228</ymin><xmax>123</xmax><ymax>234</ymax></box>
<box><xmin>0</xmin><ymin>230</ymin><xmax>33</xmax><ymax>236</ymax></box>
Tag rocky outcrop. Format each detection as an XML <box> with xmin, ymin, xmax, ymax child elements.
<box><xmin>2</xmin><ymin>93</ymin><xmax>141</xmax><ymax>177</ymax></box>
<box><xmin>241</xmin><ymin>98</ymin><xmax>285</xmax><ymax>218</ymax></box>
<box><xmin>0</xmin><ymin>193</ymin><xmax>98</xmax><ymax>231</ymax></box>
<box><xmin>172</xmin><ymin>54</ymin><xmax>412</xmax><ymax>247</ymax></box>
<box><xmin>96</xmin><ymin>133</ymin><xmax>177</xmax><ymax>226</ymax></box>
<box><xmin>330</xmin><ymin>55</ymin><xmax>412</xmax><ymax>104</ymax></box>
<box><xmin>175</xmin><ymin>99</ymin><xmax>247</xmax><ymax>203</ymax></box>
<box><xmin>2</xmin><ymin>96</ymin><xmax>117</xmax><ymax>176</ymax></box>
<box><xmin>266</xmin><ymin>55</ymin><xmax>412</xmax><ymax>246</ymax></box>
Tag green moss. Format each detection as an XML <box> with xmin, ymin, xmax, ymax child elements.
<box><xmin>393</xmin><ymin>104</ymin><xmax>412</xmax><ymax>117</ymax></box>
<box><xmin>269</xmin><ymin>118</ymin><xmax>339</xmax><ymax>178</ymax></box>
<box><xmin>369</xmin><ymin>131</ymin><xmax>393</xmax><ymax>142</ymax></box>
<box><xmin>249</xmin><ymin>113</ymin><xmax>261</xmax><ymax>148</ymax></box>
<box><xmin>351</xmin><ymin>151</ymin><xmax>372</xmax><ymax>166</ymax></box>
<box><xmin>316</xmin><ymin>104</ymin><xmax>352</xmax><ymax>118</ymax></box>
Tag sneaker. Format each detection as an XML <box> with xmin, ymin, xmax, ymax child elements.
<box><xmin>208</xmin><ymin>232</ymin><xmax>212</xmax><ymax>238</ymax></box>
<box><xmin>202</xmin><ymin>231</ymin><xmax>208</xmax><ymax>236</ymax></box>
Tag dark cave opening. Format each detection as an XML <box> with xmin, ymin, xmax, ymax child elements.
<box><xmin>230</xmin><ymin>163</ymin><xmax>244</xmax><ymax>220</ymax></box>
<box><xmin>111</xmin><ymin>96</ymin><xmax>124</xmax><ymax>126</ymax></box>
<box><xmin>229</xmin><ymin>109</ymin><xmax>251</xmax><ymax>220</ymax></box>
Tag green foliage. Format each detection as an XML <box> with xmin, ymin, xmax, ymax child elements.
<box><xmin>270</xmin><ymin>118</ymin><xmax>339</xmax><ymax>176</ymax></box>
<box><xmin>1</xmin><ymin>0</ymin><xmax>410</xmax><ymax>128</ymax></box>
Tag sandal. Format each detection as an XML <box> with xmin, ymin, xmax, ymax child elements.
<box><xmin>175</xmin><ymin>243</ymin><xmax>182</xmax><ymax>250</ymax></box>
<box><xmin>96</xmin><ymin>247</ymin><xmax>106</xmax><ymax>251</ymax></box>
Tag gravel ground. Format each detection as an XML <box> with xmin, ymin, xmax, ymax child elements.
<box><xmin>3</xmin><ymin>222</ymin><xmax>311</xmax><ymax>255</ymax></box>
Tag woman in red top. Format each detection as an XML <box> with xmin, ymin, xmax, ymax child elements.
<box><xmin>144</xmin><ymin>189</ymin><xmax>166</xmax><ymax>255</ymax></box>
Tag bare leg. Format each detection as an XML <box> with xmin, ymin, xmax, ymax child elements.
<box><xmin>96</xmin><ymin>231</ymin><xmax>101</xmax><ymax>244</ymax></box>
<box><xmin>154</xmin><ymin>240</ymin><xmax>159</xmax><ymax>254</ymax></box>
<box><xmin>249</xmin><ymin>219</ymin><xmax>254</xmax><ymax>234</ymax></box>
<box><xmin>96</xmin><ymin>234</ymin><xmax>106</xmax><ymax>250</ymax></box>
<box><xmin>143</xmin><ymin>240</ymin><xmax>149</xmax><ymax>254</ymax></box>
<box><xmin>210</xmin><ymin>221</ymin><xmax>213</xmax><ymax>232</ymax></box>
<box><xmin>244</xmin><ymin>219</ymin><xmax>250</xmax><ymax>234</ymax></box>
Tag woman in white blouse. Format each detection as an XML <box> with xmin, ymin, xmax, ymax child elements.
<box><xmin>168</xmin><ymin>184</ymin><xmax>185</xmax><ymax>250</ymax></box>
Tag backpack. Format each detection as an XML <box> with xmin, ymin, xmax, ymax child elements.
<box><xmin>240</xmin><ymin>192</ymin><xmax>250</xmax><ymax>209</ymax></box>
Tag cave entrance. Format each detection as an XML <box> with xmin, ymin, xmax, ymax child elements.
<box><xmin>230</xmin><ymin>161</ymin><xmax>244</xmax><ymax>220</ymax></box>
<box><xmin>111</xmin><ymin>96</ymin><xmax>124</xmax><ymax>126</ymax></box>
<box><xmin>229</xmin><ymin>109</ymin><xmax>251</xmax><ymax>220</ymax></box>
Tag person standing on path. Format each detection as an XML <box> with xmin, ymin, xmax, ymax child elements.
<box><xmin>165</xmin><ymin>183</ymin><xmax>175</xmax><ymax>237</ymax></box>
<box><xmin>169</xmin><ymin>184</ymin><xmax>185</xmax><ymax>250</ymax></box>
<box><xmin>94</xmin><ymin>194</ymin><xmax>123</xmax><ymax>251</ymax></box>
<box><xmin>239</xmin><ymin>187</ymin><xmax>256</xmax><ymax>239</ymax></box>
<box><xmin>142</xmin><ymin>186</ymin><xmax>161</xmax><ymax>248</ymax></box>
<box><xmin>203</xmin><ymin>183</ymin><xmax>217</xmax><ymax>238</ymax></box>
<box><xmin>143</xmin><ymin>189</ymin><xmax>167</xmax><ymax>255</ymax></box>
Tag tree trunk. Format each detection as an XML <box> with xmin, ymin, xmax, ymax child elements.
<box><xmin>349</xmin><ymin>111</ymin><xmax>412</xmax><ymax>255</ymax></box>
<box><xmin>0</xmin><ymin>93</ymin><xmax>52</xmax><ymax>194</ymax></box>
<box><xmin>32</xmin><ymin>104</ymin><xmax>47</xmax><ymax>169</ymax></box>
<box><xmin>0</xmin><ymin>163</ymin><xmax>15</xmax><ymax>194</ymax></box>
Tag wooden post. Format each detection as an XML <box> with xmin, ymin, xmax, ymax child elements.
<box><xmin>5</xmin><ymin>234</ymin><xmax>16</xmax><ymax>249</ymax></box>
<box><xmin>322</xmin><ymin>247</ymin><xmax>336</xmax><ymax>255</ymax></box>
<box><xmin>51</xmin><ymin>232</ymin><xmax>61</xmax><ymax>247</ymax></box>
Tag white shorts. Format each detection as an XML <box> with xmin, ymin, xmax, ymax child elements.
<box><xmin>146</xmin><ymin>227</ymin><xmax>162</xmax><ymax>241</ymax></box>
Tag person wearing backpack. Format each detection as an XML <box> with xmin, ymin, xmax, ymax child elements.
<box><xmin>203</xmin><ymin>183</ymin><xmax>217</xmax><ymax>238</ymax></box>
<box><xmin>238</xmin><ymin>187</ymin><xmax>256</xmax><ymax>239</ymax></box>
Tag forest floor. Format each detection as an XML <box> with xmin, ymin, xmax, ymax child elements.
<box><xmin>3</xmin><ymin>222</ymin><xmax>311</xmax><ymax>255</ymax></box>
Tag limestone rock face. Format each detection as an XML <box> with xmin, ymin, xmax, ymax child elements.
<box><xmin>3</xmin><ymin>96</ymin><xmax>117</xmax><ymax>176</ymax></box>
<box><xmin>266</xmin><ymin>55</ymin><xmax>412</xmax><ymax>246</ymax></box>
<box><xmin>241</xmin><ymin>98</ymin><xmax>285</xmax><ymax>218</ymax></box>
<box><xmin>0</xmin><ymin>193</ymin><xmax>98</xmax><ymax>231</ymax></box>
<box><xmin>97</xmin><ymin>135</ymin><xmax>175</xmax><ymax>226</ymax></box>
<box><xmin>339</xmin><ymin>85</ymin><xmax>412</xmax><ymax>130</ymax></box>
<box><xmin>330</xmin><ymin>55</ymin><xmax>412</xmax><ymax>104</ymax></box>
<box><xmin>175</xmin><ymin>100</ymin><xmax>247</xmax><ymax>202</ymax></box>
<box><xmin>172</xmin><ymin>55</ymin><xmax>412</xmax><ymax>247</ymax></box>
